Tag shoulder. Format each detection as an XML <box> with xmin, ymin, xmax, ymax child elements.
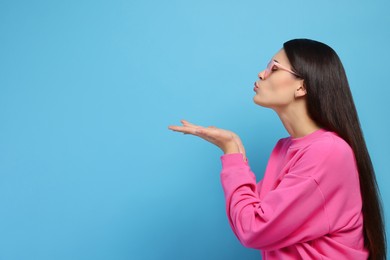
<box><xmin>306</xmin><ymin>131</ymin><xmax>354</xmax><ymax>163</ymax></box>
<box><xmin>307</xmin><ymin>131</ymin><xmax>352</xmax><ymax>155</ymax></box>
<box><xmin>289</xmin><ymin>130</ymin><xmax>357</xmax><ymax>178</ymax></box>
<box><xmin>277</xmin><ymin>130</ymin><xmax>353</xmax><ymax>157</ymax></box>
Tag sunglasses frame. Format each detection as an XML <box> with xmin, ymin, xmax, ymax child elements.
<box><xmin>264</xmin><ymin>60</ymin><xmax>302</xmax><ymax>79</ymax></box>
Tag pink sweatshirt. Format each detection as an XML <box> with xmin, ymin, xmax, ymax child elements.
<box><xmin>220</xmin><ymin>129</ymin><xmax>368</xmax><ymax>259</ymax></box>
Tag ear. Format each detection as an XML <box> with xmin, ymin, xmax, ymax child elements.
<box><xmin>295</xmin><ymin>84</ymin><xmax>307</xmax><ymax>98</ymax></box>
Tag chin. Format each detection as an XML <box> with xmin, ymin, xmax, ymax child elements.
<box><xmin>253</xmin><ymin>96</ymin><xmax>268</xmax><ymax>107</ymax></box>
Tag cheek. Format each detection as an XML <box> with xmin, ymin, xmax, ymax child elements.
<box><xmin>270</xmin><ymin>77</ymin><xmax>296</xmax><ymax>98</ymax></box>
<box><xmin>254</xmin><ymin>78</ymin><xmax>296</xmax><ymax>106</ymax></box>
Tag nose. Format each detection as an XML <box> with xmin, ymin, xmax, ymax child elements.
<box><xmin>258</xmin><ymin>70</ymin><xmax>266</xmax><ymax>80</ymax></box>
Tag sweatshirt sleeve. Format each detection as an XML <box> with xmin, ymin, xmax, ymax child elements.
<box><xmin>220</xmin><ymin>153</ymin><xmax>329</xmax><ymax>251</ymax></box>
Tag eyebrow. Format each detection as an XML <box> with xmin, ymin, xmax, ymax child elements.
<box><xmin>273</xmin><ymin>59</ymin><xmax>280</xmax><ymax>63</ymax></box>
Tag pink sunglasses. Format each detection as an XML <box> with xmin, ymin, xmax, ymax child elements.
<box><xmin>263</xmin><ymin>60</ymin><xmax>302</xmax><ymax>79</ymax></box>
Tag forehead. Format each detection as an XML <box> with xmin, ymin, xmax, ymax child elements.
<box><xmin>272</xmin><ymin>48</ymin><xmax>290</xmax><ymax>65</ymax></box>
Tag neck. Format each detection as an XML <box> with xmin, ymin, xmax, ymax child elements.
<box><xmin>275</xmin><ymin>106</ymin><xmax>321</xmax><ymax>138</ymax></box>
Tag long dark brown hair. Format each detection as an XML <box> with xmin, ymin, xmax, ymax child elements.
<box><xmin>283</xmin><ymin>39</ymin><xmax>386</xmax><ymax>260</ymax></box>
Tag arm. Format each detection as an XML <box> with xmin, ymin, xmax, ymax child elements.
<box><xmin>220</xmin><ymin>153</ymin><xmax>329</xmax><ymax>251</ymax></box>
<box><xmin>169</xmin><ymin>120</ymin><xmax>328</xmax><ymax>250</ymax></box>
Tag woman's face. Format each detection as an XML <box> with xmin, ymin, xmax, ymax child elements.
<box><xmin>253</xmin><ymin>49</ymin><xmax>305</xmax><ymax>110</ymax></box>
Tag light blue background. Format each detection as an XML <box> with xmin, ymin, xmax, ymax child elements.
<box><xmin>1</xmin><ymin>0</ymin><xmax>389</xmax><ymax>259</ymax></box>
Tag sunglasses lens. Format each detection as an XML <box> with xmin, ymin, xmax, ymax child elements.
<box><xmin>264</xmin><ymin>61</ymin><xmax>273</xmax><ymax>79</ymax></box>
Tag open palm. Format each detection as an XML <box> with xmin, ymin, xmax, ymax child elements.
<box><xmin>168</xmin><ymin>120</ymin><xmax>246</xmax><ymax>160</ymax></box>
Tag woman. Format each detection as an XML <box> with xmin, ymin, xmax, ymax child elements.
<box><xmin>168</xmin><ymin>39</ymin><xmax>386</xmax><ymax>259</ymax></box>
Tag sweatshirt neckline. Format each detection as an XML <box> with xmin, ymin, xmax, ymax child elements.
<box><xmin>289</xmin><ymin>128</ymin><xmax>327</xmax><ymax>148</ymax></box>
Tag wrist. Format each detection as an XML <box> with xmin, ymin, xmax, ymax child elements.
<box><xmin>223</xmin><ymin>142</ymin><xmax>240</xmax><ymax>154</ymax></box>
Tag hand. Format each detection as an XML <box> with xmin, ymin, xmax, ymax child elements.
<box><xmin>168</xmin><ymin>120</ymin><xmax>246</xmax><ymax>160</ymax></box>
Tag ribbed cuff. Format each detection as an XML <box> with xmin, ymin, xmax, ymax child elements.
<box><xmin>220</xmin><ymin>153</ymin><xmax>247</xmax><ymax>168</ymax></box>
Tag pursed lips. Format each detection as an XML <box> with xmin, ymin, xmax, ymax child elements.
<box><xmin>254</xmin><ymin>82</ymin><xmax>260</xmax><ymax>92</ymax></box>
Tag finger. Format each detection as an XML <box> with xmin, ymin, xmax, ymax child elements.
<box><xmin>169</xmin><ymin>125</ymin><xmax>204</xmax><ymax>136</ymax></box>
<box><xmin>168</xmin><ymin>125</ymin><xmax>192</xmax><ymax>133</ymax></box>
<box><xmin>195</xmin><ymin>127</ymin><xmax>221</xmax><ymax>141</ymax></box>
<box><xmin>169</xmin><ymin>120</ymin><xmax>196</xmax><ymax>131</ymax></box>
<box><xmin>181</xmin><ymin>120</ymin><xmax>199</xmax><ymax>128</ymax></box>
<box><xmin>182</xmin><ymin>120</ymin><xmax>207</xmax><ymax>135</ymax></box>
